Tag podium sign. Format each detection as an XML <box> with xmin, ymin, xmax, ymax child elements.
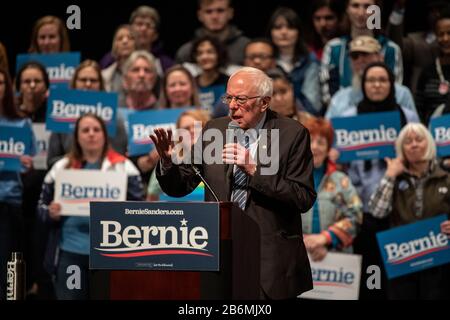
<box><xmin>90</xmin><ymin>202</ymin><xmax>220</xmax><ymax>271</ymax></box>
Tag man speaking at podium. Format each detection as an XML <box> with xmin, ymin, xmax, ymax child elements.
<box><xmin>150</xmin><ymin>67</ymin><xmax>316</xmax><ymax>299</ymax></box>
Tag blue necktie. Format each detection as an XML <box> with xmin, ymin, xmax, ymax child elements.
<box><xmin>232</xmin><ymin>136</ymin><xmax>250</xmax><ymax>210</ymax></box>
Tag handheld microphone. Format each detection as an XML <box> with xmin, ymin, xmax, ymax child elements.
<box><xmin>227</xmin><ymin>120</ymin><xmax>240</xmax><ymax>144</ymax></box>
<box><xmin>191</xmin><ymin>164</ymin><xmax>220</xmax><ymax>202</ymax></box>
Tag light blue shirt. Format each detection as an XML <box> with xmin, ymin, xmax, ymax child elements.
<box><xmin>325</xmin><ymin>83</ymin><xmax>419</xmax><ymax>123</ymax></box>
<box><xmin>60</xmin><ymin>162</ymin><xmax>100</xmax><ymax>255</ymax></box>
<box><xmin>0</xmin><ymin>117</ymin><xmax>36</xmax><ymax>205</ymax></box>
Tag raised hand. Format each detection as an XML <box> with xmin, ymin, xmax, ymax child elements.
<box><xmin>385</xmin><ymin>157</ymin><xmax>405</xmax><ymax>178</ymax></box>
<box><xmin>149</xmin><ymin>128</ymin><xmax>175</xmax><ymax>167</ymax></box>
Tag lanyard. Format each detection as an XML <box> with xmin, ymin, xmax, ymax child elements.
<box><xmin>435</xmin><ymin>57</ymin><xmax>449</xmax><ymax>95</ymax></box>
<box><xmin>436</xmin><ymin>57</ymin><xmax>448</xmax><ymax>84</ymax></box>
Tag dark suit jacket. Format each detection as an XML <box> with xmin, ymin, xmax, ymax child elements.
<box><xmin>156</xmin><ymin>109</ymin><xmax>316</xmax><ymax>299</ymax></box>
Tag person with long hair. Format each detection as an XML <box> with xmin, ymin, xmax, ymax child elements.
<box><xmin>16</xmin><ymin>61</ymin><xmax>49</xmax><ymax>122</ymax></box>
<box><xmin>306</xmin><ymin>0</ymin><xmax>344</xmax><ymax>60</ymax></box>
<box><xmin>28</xmin><ymin>16</ymin><xmax>70</xmax><ymax>53</ymax></box>
<box><xmin>100</xmin><ymin>6</ymin><xmax>174</xmax><ymax>74</ymax></box>
<box><xmin>158</xmin><ymin>65</ymin><xmax>201</xmax><ymax>109</ymax></box>
<box><xmin>190</xmin><ymin>35</ymin><xmax>229</xmax><ymax>112</ymax></box>
<box><xmin>0</xmin><ymin>68</ymin><xmax>35</xmax><ymax>299</ymax></box>
<box><xmin>47</xmin><ymin>60</ymin><xmax>128</xmax><ymax>168</ymax></box>
<box><xmin>267</xmin><ymin>69</ymin><xmax>314</xmax><ymax>123</ymax></box>
<box><xmin>38</xmin><ymin>113</ymin><xmax>144</xmax><ymax>300</ymax></box>
<box><xmin>267</xmin><ymin>7</ymin><xmax>322</xmax><ymax>115</ymax></box>
<box><xmin>102</xmin><ymin>25</ymin><xmax>137</xmax><ymax>107</ymax></box>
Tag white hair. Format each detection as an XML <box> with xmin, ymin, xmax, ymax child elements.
<box><xmin>395</xmin><ymin>123</ymin><xmax>436</xmax><ymax>162</ymax></box>
<box><xmin>122</xmin><ymin>50</ymin><xmax>156</xmax><ymax>75</ymax></box>
<box><xmin>229</xmin><ymin>67</ymin><xmax>273</xmax><ymax>97</ymax></box>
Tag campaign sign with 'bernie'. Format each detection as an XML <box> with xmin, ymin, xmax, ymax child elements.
<box><xmin>127</xmin><ymin>108</ymin><xmax>188</xmax><ymax>156</ymax></box>
<box><xmin>46</xmin><ymin>89</ymin><xmax>118</xmax><ymax>135</ymax></box>
<box><xmin>300</xmin><ymin>252</ymin><xmax>362</xmax><ymax>300</ymax></box>
<box><xmin>90</xmin><ymin>201</ymin><xmax>220</xmax><ymax>271</ymax></box>
<box><xmin>430</xmin><ymin>114</ymin><xmax>450</xmax><ymax>157</ymax></box>
<box><xmin>55</xmin><ymin>169</ymin><xmax>127</xmax><ymax>216</ymax></box>
<box><xmin>0</xmin><ymin>126</ymin><xmax>33</xmax><ymax>171</ymax></box>
<box><xmin>377</xmin><ymin>214</ymin><xmax>450</xmax><ymax>279</ymax></box>
<box><xmin>331</xmin><ymin>111</ymin><xmax>401</xmax><ymax>163</ymax></box>
<box><xmin>16</xmin><ymin>52</ymin><xmax>81</xmax><ymax>90</ymax></box>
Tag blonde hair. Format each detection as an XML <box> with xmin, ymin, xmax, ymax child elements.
<box><xmin>395</xmin><ymin>123</ymin><xmax>436</xmax><ymax>163</ymax></box>
<box><xmin>111</xmin><ymin>24</ymin><xmax>137</xmax><ymax>60</ymax></box>
<box><xmin>159</xmin><ymin>65</ymin><xmax>201</xmax><ymax>108</ymax></box>
<box><xmin>176</xmin><ymin>109</ymin><xmax>211</xmax><ymax>129</ymax></box>
<box><xmin>28</xmin><ymin>16</ymin><xmax>70</xmax><ymax>53</ymax></box>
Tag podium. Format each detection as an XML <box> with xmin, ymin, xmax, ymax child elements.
<box><xmin>90</xmin><ymin>202</ymin><xmax>260</xmax><ymax>300</ymax></box>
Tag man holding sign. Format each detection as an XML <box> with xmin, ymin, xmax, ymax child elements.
<box><xmin>369</xmin><ymin>123</ymin><xmax>450</xmax><ymax>299</ymax></box>
<box><xmin>37</xmin><ymin>114</ymin><xmax>144</xmax><ymax>300</ymax></box>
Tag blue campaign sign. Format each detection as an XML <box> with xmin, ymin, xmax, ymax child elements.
<box><xmin>16</xmin><ymin>52</ymin><xmax>81</xmax><ymax>90</ymax></box>
<box><xmin>0</xmin><ymin>126</ymin><xmax>32</xmax><ymax>171</ymax></box>
<box><xmin>430</xmin><ymin>114</ymin><xmax>450</xmax><ymax>157</ymax></box>
<box><xmin>127</xmin><ymin>108</ymin><xmax>188</xmax><ymax>156</ymax></box>
<box><xmin>377</xmin><ymin>214</ymin><xmax>450</xmax><ymax>279</ymax></box>
<box><xmin>199</xmin><ymin>84</ymin><xmax>226</xmax><ymax>113</ymax></box>
<box><xmin>46</xmin><ymin>89</ymin><xmax>118</xmax><ymax>135</ymax></box>
<box><xmin>159</xmin><ymin>183</ymin><xmax>205</xmax><ymax>202</ymax></box>
<box><xmin>90</xmin><ymin>201</ymin><xmax>220</xmax><ymax>271</ymax></box>
<box><xmin>331</xmin><ymin>111</ymin><xmax>401</xmax><ymax>163</ymax></box>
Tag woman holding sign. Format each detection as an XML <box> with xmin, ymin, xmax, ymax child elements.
<box><xmin>333</xmin><ymin>62</ymin><xmax>419</xmax><ymax>299</ymax></box>
<box><xmin>301</xmin><ymin>117</ymin><xmax>363</xmax><ymax>262</ymax></box>
<box><xmin>47</xmin><ymin>59</ymin><xmax>128</xmax><ymax>168</ymax></box>
<box><xmin>0</xmin><ymin>68</ymin><xmax>35</xmax><ymax>300</ymax></box>
<box><xmin>369</xmin><ymin>123</ymin><xmax>450</xmax><ymax>299</ymax></box>
<box><xmin>38</xmin><ymin>113</ymin><xmax>144</xmax><ymax>300</ymax></box>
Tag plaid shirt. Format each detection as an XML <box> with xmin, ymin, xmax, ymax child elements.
<box><xmin>368</xmin><ymin>176</ymin><xmax>396</xmax><ymax>218</ymax></box>
<box><xmin>369</xmin><ymin>162</ymin><xmax>435</xmax><ymax>219</ymax></box>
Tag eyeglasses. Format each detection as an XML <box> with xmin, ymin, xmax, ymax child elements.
<box><xmin>222</xmin><ymin>94</ymin><xmax>261</xmax><ymax>106</ymax></box>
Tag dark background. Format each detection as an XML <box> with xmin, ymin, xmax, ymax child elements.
<box><xmin>0</xmin><ymin>0</ymin><xmax>434</xmax><ymax>76</ymax></box>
